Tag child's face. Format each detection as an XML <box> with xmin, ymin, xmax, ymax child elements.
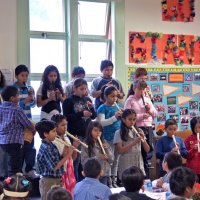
<box><xmin>122</xmin><ymin>113</ymin><xmax>137</xmax><ymax>128</ymax></box>
<box><xmin>74</xmin><ymin>84</ymin><xmax>87</xmax><ymax>97</ymax></box>
<box><xmin>101</xmin><ymin>66</ymin><xmax>113</xmax><ymax>78</ymax></box>
<box><xmin>56</xmin><ymin>119</ymin><xmax>67</xmax><ymax>136</ymax></box>
<box><xmin>134</xmin><ymin>87</ymin><xmax>145</xmax><ymax>97</ymax></box>
<box><xmin>165</xmin><ymin>124</ymin><xmax>178</xmax><ymax>137</ymax></box>
<box><xmin>194</xmin><ymin>122</ymin><xmax>200</xmax><ymax>135</ymax></box>
<box><xmin>137</xmin><ymin>75</ymin><xmax>148</xmax><ymax>81</ymax></box>
<box><xmin>10</xmin><ymin>93</ymin><xmax>19</xmax><ymax>104</ymax></box>
<box><xmin>91</xmin><ymin>127</ymin><xmax>102</xmax><ymax>140</ymax></box>
<box><xmin>105</xmin><ymin>90</ymin><xmax>118</xmax><ymax>105</ymax></box>
<box><xmin>48</xmin><ymin>71</ymin><xmax>57</xmax><ymax>83</ymax></box>
<box><xmin>16</xmin><ymin>71</ymin><xmax>29</xmax><ymax>85</ymax></box>
<box><xmin>45</xmin><ymin>128</ymin><xmax>57</xmax><ymax>141</ymax></box>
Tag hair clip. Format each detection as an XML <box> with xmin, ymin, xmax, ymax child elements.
<box><xmin>5</xmin><ymin>177</ymin><xmax>12</xmax><ymax>184</ymax></box>
<box><xmin>21</xmin><ymin>179</ymin><xmax>29</xmax><ymax>187</ymax></box>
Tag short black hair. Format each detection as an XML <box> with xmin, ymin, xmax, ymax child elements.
<box><xmin>71</xmin><ymin>66</ymin><xmax>85</xmax><ymax>77</ymax></box>
<box><xmin>83</xmin><ymin>158</ymin><xmax>101</xmax><ymax>178</ymax></box>
<box><xmin>35</xmin><ymin>120</ymin><xmax>55</xmax><ymax>139</ymax></box>
<box><xmin>47</xmin><ymin>186</ymin><xmax>72</xmax><ymax>200</ymax></box>
<box><xmin>109</xmin><ymin>194</ymin><xmax>131</xmax><ymax>200</ymax></box>
<box><xmin>122</xmin><ymin>166</ymin><xmax>145</xmax><ymax>192</ymax></box>
<box><xmin>100</xmin><ymin>60</ymin><xmax>114</xmax><ymax>71</ymax></box>
<box><xmin>165</xmin><ymin>118</ymin><xmax>177</xmax><ymax>129</ymax></box>
<box><xmin>135</xmin><ymin>67</ymin><xmax>148</xmax><ymax>78</ymax></box>
<box><xmin>190</xmin><ymin>116</ymin><xmax>200</xmax><ymax>135</ymax></box>
<box><xmin>73</xmin><ymin>78</ymin><xmax>87</xmax><ymax>88</ymax></box>
<box><xmin>163</xmin><ymin>152</ymin><xmax>182</xmax><ymax>170</ymax></box>
<box><xmin>170</xmin><ymin>167</ymin><xmax>196</xmax><ymax>196</ymax></box>
<box><xmin>51</xmin><ymin>114</ymin><xmax>66</xmax><ymax>126</ymax></box>
<box><xmin>15</xmin><ymin>64</ymin><xmax>29</xmax><ymax>76</ymax></box>
<box><xmin>1</xmin><ymin>86</ymin><xmax>18</xmax><ymax>101</ymax></box>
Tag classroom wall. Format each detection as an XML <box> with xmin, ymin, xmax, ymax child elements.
<box><xmin>0</xmin><ymin>0</ymin><xmax>17</xmax><ymax>69</ymax></box>
<box><xmin>124</xmin><ymin>0</ymin><xmax>200</xmax><ymax>65</ymax></box>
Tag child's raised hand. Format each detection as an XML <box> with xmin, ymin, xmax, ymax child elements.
<box><xmin>145</xmin><ymin>103</ymin><xmax>151</xmax><ymax>112</ymax></box>
<box><xmin>132</xmin><ymin>137</ymin><xmax>141</xmax><ymax>146</ymax></box>
<box><xmin>83</xmin><ymin>110</ymin><xmax>92</xmax><ymax>117</ymax></box>
<box><xmin>48</xmin><ymin>91</ymin><xmax>56</xmax><ymax>100</ymax></box>
<box><xmin>72</xmin><ymin>137</ymin><xmax>81</xmax><ymax>148</ymax></box>
<box><xmin>99</xmin><ymin>154</ymin><xmax>108</xmax><ymax>160</ymax></box>
<box><xmin>87</xmin><ymin>101</ymin><xmax>93</xmax><ymax>108</ymax></box>
<box><xmin>24</xmin><ymin>95</ymin><xmax>32</xmax><ymax>104</ymax></box>
<box><xmin>55</xmin><ymin>89</ymin><xmax>62</xmax><ymax>99</ymax></box>
<box><xmin>143</xmin><ymin>113</ymin><xmax>150</xmax><ymax>119</ymax></box>
<box><xmin>115</xmin><ymin>110</ymin><xmax>122</xmax><ymax>118</ymax></box>
<box><xmin>171</xmin><ymin>144</ymin><xmax>179</xmax><ymax>153</ymax></box>
<box><xmin>156</xmin><ymin>177</ymin><xmax>164</xmax><ymax>188</ymax></box>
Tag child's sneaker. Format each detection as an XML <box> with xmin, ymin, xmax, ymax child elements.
<box><xmin>27</xmin><ymin>170</ymin><xmax>40</xmax><ymax>179</ymax></box>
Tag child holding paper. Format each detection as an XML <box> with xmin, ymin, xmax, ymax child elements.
<box><xmin>184</xmin><ymin>117</ymin><xmax>200</xmax><ymax>182</ymax></box>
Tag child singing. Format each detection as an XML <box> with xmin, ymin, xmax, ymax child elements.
<box><xmin>113</xmin><ymin>109</ymin><xmax>149</xmax><ymax>180</ymax></box>
<box><xmin>81</xmin><ymin>121</ymin><xmax>114</xmax><ymax>186</ymax></box>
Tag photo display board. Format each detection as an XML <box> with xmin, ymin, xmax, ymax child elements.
<box><xmin>128</xmin><ymin>67</ymin><xmax>200</xmax><ymax>131</ymax></box>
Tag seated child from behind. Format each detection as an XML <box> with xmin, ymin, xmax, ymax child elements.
<box><xmin>2</xmin><ymin>173</ymin><xmax>30</xmax><ymax>200</ymax></box>
<box><xmin>156</xmin><ymin>152</ymin><xmax>182</xmax><ymax>189</ymax></box>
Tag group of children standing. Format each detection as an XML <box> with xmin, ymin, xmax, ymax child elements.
<box><xmin>0</xmin><ymin>61</ymin><xmax>200</xmax><ymax>200</ymax></box>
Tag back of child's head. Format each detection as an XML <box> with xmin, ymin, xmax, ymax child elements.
<box><xmin>71</xmin><ymin>66</ymin><xmax>85</xmax><ymax>78</ymax></box>
<box><xmin>35</xmin><ymin>120</ymin><xmax>55</xmax><ymax>139</ymax></box>
<box><xmin>100</xmin><ymin>60</ymin><xmax>113</xmax><ymax>71</ymax></box>
<box><xmin>51</xmin><ymin>114</ymin><xmax>66</xmax><ymax>126</ymax></box>
<box><xmin>3</xmin><ymin>173</ymin><xmax>30</xmax><ymax>199</ymax></box>
<box><xmin>165</xmin><ymin>118</ymin><xmax>177</xmax><ymax>129</ymax></box>
<box><xmin>169</xmin><ymin>167</ymin><xmax>196</xmax><ymax>197</ymax></box>
<box><xmin>126</xmin><ymin>83</ymin><xmax>135</xmax><ymax>98</ymax></box>
<box><xmin>109</xmin><ymin>194</ymin><xmax>131</xmax><ymax>200</ymax></box>
<box><xmin>121</xmin><ymin>166</ymin><xmax>145</xmax><ymax>192</ymax></box>
<box><xmin>135</xmin><ymin>67</ymin><xmax>147</xmax><ymax>78</ymax></box>
<box><xmin>47</xmin><ymin>186</ymin><xmax>72</xmax><ymax>200</ymax></box>
<box><xmin>15</xmin><ymin>65</ymin><xmax>29</xmax><ymax>76</ymax></box>
<box><xmin>83</xmin><ymin>158</ymin><xmax>102</xmax><ymax>179</ymax></box>
<box><xmin>73</xmin><ymin>78</ymin><xmax>87</xmax><ymax>88</ymax></box>
<box><xmin>134</xmin><ymin>79</ymin><xmax>147</xmax><ymax>90</ymax></box>
<box><xmin>163</xmin><ymin>152</ymin><xmax>182</xmax><ymax>171</ymax></box>
<box><xmin>190</xmin><ymin>116</ymin><xmax>200</xmax><ymax>135</ymax></box>
<box><xmin>1</xmin><ymin>86</ymin><xmax>18</xmax><ymax>101</ymax></box>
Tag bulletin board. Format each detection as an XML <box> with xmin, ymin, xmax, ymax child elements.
<box><xmin>128</xmin><ymin>67</ymin><xmax>200</xmax><ymax>131</ymax></box>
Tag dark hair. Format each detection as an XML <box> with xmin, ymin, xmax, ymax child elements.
<box><xmin>3</xmin><ymin>173</ymin><xmax>30</xmax><ymax>199</ymax></box>
<box><xmin>0</xmin><ymin>70</ymin><xmax>6</xmax><ymax>88</ymax></box>
<box><xmin>165</xmin><ymin>118</ymin><xmax>177</xmax><ymax>129</ymax></box>
<box><xmin>100</xmin><ymin>60</ymin><xmax>114</xmax><ymax>71</ymax></box>
<box><xmin>120</xmin><ymin>109</ymin><xmax>137</xmax><ymax>141</ymax></box>
<box><xmin>41</xmin><ymin>65</ymin><xmax>63</xmax><ymax>99</ymax></box>
<box><xmin>190</xmin><ymin>117</ymin><xmax>200</xmax><ymax>135</ymax></box>
<box><xmin>83</xmin><ymin>158</ymin><xmax>102</xmax><ymax>178</ymax></box>
<box><xmin>126</xmin><ymin>83</ymin><xmax>135</xmax><ymax>99</ymax></box>
<box><xmin>15</xmin><ymin>64</ymin><xmax>29</xmax><ymax>76</ymax></box>
<box><xmin>47</xmin><ymin>186</ymin><xmax>72</xmax><ymax>200</ymax></box>
<box><xmin>51</xmin><ymin>114</ymin><xmax>66</xmax><ymax>126</ymax></box>
<box><xmin>85</xmin><ymin>121</ymin><xmax>104</xmax><ymax>157</ymax></box>
<box><xmin>109</xmin><ymin>194</ymin><xmax>131</xmax><ymax>200</ymax></box>
<box><xmin>104</xmin><ymin>85</ymin><xmax>117</xmax><ymax>97</ymax></box>
<box><xmin>1</xmin><ymin>86</ymin><xmax>18</xmax><ymax>101</ymax></box>
<box><xmin>71</xmin><ymin>66</ymin><xmax>85</xmax><ymax>77</ymax></box>
<box><xmin>163</xmin><ymin>152</ymin><xmax>182</xmax><ymax>170</ymax></box>
<box><xmin>135</xmin><ymin>67</ymin><xmax>147</xmax><ymax>78</ymax></box>
<box><xmin>73</xmin><ymin>78</ymin><xmax>87</xmax><ymax>88</ymax></box>
<box><xmin>170</xmin><ymin>167</ymin><xmax>196</xmax><ymax>197</ymax></box>
<box><xmin>122</xmin><ymin>166</ymin><xmax>145</xmax><ymax>192</ymax></box>
<box><xmin>35</xmin><ymin>120</ymin><xmax>55</xmax><ymax>139</ymax></box>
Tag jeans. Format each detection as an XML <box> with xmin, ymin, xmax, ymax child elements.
<box><xmin>0</xmin><ymin>143</ymin><xmax>23</xmax><ymax>176</ymax></box>
<box><xmin>22</xmin><ymin>138</ymin><xmax>36</xmax><ymax>173</ymax></box>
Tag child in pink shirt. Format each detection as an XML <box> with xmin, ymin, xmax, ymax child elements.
<box><xmin>124</xmin><ymin>80</ymin><xmax>157</xmax><ymax>178</ymax></box>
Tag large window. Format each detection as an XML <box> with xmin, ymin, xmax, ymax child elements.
<box><xmin>27</xmin><ymin>0</ymin><xmax>112</xmax><ymax>118</ymax></box>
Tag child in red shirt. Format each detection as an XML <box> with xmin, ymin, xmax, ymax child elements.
<box><xmin>184</xmin><ymin>116</ymin><xmax>200</xmax><ymax>182</ymax></box>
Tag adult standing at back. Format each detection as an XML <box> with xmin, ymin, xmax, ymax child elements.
<box><xmin>90</xmin><ymin>60</ymin><xmax>125</xmax><ymax>110</ymax></box>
